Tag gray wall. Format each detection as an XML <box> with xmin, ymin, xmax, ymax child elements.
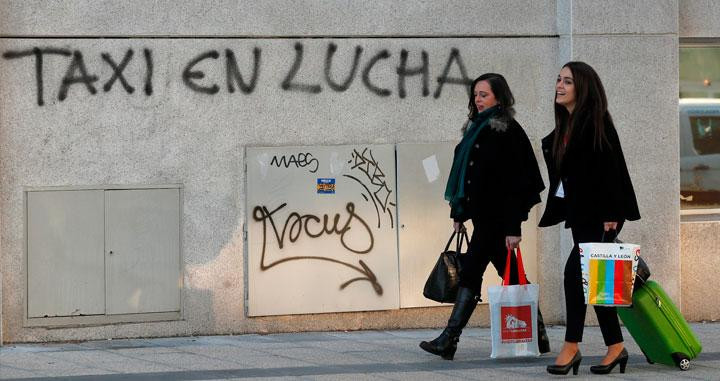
<box><xmin>0</xmin><ymin>0</ymin><xmax>557</xmax><ymax>37</ymax></box>
<box><xmin>0</xmin><ymin>0</ymin><xmax>714</xmax><ymax>343</ymax></box>
<box><xmin>681</xmin><ymin>222</ymin><xmax>720</xmax><ymax>321</ymax></box>
<box><xmin>680</xmin><ymin>0</ymin><xmax>720</xmax><ymax>38</ymax></box>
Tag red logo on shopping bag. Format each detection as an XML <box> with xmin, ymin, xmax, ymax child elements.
<box><xmin>501</xmin><ymin>305</ymin><xmax>533</xmax><ymax>343</ymax></box>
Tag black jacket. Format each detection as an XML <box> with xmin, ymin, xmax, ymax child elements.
<box><xmin>538</xmin><ymin>118</ymin><xmax>640</xmax><ymax>227</ymax></box>
<box><xmin>452</xmin><ymin>117</ymin><xmax>545</xmax><ymax>236</ymax></box>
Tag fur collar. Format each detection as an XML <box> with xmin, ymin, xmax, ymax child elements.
<box><xmin>461</xmin><ymin>107</ymin><xmax>515</xmax><ymax>134</ymax></box>
<box><xmin>489</xmin><ymin>115</ymin><xmax>510</xmax><ymax>132</ymax></box>
<box><xmin>490</xmin><ymin>106</ymin><xmax>515</xmax><ymax>132</ymax></box>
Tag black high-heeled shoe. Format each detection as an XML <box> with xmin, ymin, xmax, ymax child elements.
<box><xmin>590</xmin><ymin>348</ymin><xmax>628</xmax><ymax>374</ymax></box>
<box><xmin>547</xmin><ymin>351</ymin><xmax>582</xmax><ymax>375</ymax></box>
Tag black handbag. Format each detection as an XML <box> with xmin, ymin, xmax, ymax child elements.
<box><xmin>633</xmin><ymin>256</ymin><xmax>651</xmax><ymax>291</ymax></box>
<box><xmin>423</xmin><ymin>230</ymin><xmax>470</xmax><ymax>303</ymax></box>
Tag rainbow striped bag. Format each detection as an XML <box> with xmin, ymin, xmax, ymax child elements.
<box><xmin>579</xmin><ymin>242</ymin><xmax>641</xmax><ymax>306</ymax></box>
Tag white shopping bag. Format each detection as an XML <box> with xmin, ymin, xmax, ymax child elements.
<box><xmin>488</xmin><ymin>247</ymin><xmax>540</xmax><ymax>358</ymax></box>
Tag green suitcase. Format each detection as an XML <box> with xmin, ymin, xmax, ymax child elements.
<box><xmin>617</xmin><ymin>280</ymin><xmax>702</xmax><ymax>370</ymax></box>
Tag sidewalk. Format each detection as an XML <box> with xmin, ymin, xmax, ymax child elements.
<box><xmin>1</xmin><ymin>323</ymin><xmax>718</xmax><ymax>380</ymax></box>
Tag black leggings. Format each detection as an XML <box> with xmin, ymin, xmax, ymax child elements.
<box><xmin>564</xmin><ymin>222</ymin><xmax>624</xmax><ymax>346</ymax></box>
<box><xmin>458</xmin><ymin>220</ymin><xmax>520</xmax><ymax>295</ymax></box>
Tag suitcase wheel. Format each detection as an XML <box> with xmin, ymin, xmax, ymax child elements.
<box><xmin>678</xmin><ymin>358</ymin><xmax>690</xmax><ymax>371</ymax></box>
<box><xmin>672</xmin><ymin>353</ymin><xmax>691</xmax><ymax>371</ymax></box>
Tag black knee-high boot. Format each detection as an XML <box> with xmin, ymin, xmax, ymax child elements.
<box><xmin>419</xmin><ymin>287</ymin><xmax>479</xmax><ymax>360</ymax></box>
<box><xmin>537</xmin><ymin>308</ymin><xmax>551</xmax><ymax>354</ymax></box>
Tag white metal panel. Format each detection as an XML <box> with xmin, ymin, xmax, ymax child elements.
<box><xmin>246</xmin><ymin>145</ymin><xmax>399</xmax><ymax>316</ymax></box>
<box><xmin>27</xmin><ymin>190</ymin><xmax>105</xmax><ymax>317</ymax></box>
<box><xmin>396</xmin><ymin>143</ymin><xmax>539</xmax><ymax>308</ymax></box>
<box><xmin>105</xmin><ymin>189</ymin><xmax>181</xmax><ymax>314</ymax></box>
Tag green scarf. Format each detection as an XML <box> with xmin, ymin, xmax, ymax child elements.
<box><xmin>444</xmin><ymin>106</ymin><xmax>499</xmax><ymax>219</ymax></box>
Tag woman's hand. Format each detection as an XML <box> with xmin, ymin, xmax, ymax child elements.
<box><xmin>603</xmin><ymin>222</ymin><xmax>618</xmax><ymax>232</ymax></box>
<box><xmin>506</xmin><ymin>236</ymin><xmax>521</xmax><ymax>250</ymax></box>
<box><xmin>453</xmin><ymin>221</ymin><xmax>465</xmax><ymax>232</ymax></box>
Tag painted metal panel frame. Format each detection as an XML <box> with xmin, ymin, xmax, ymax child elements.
<box><xmin>246</xmin><ymin>145</ymin><xmax>400</xmax><ymax>316</ymax></box>
<box><xmin>396</xmin><ymin>143</ymin><xmax>539</xmax><ymax>308</ymax></box>
<box><xmin>23</xmin><ymin>185</ymin><xmax>184</xmax><ymax>328</ymax></box>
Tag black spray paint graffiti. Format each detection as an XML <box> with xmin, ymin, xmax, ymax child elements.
<box><xmin>182</xmin><ymin>48</ymin><xmax>261</xmax><ymax>95</ymax></box>
<box><xmin>325</xmin><ymin>43</ymin><xmax>363</xmax><ymax>92</ymax></box>
<box><xmin>252</xmin><ymin>202</ymin><xmax>382</xmax><ymax>295</ymax></box>
<box><xmin>3</xmin><ymin>44</ymin><xmax>471</xmax><ymax>106</ymax></box>
<box><xmin>281</xmin><ymin>43</ymin><xmax>321</xmax><ymax>94</ymax></box>
<box><xmin>278</xmin><ymin>43</ymin><xmax>470</xmax><ymax>98</ymax></box>
<box><xmin>344</xmin><ymin>148</ymin><xmax>396</xmax><ymax>229</ymax></box>
<box><xmin>2</xmin><ymin>47</ymin><xmax>153</xmax><ymax>106</ymax></box>
<box><xmin>270</xmin><ymin>153</ymin><xmax>319</xmax><ymax>173</ymax></box>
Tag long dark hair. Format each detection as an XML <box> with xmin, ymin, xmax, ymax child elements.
<box><xmin>467</xmin><ymin>73</ymin><xmax>516</xmax><ymax>121</ymax></box>
<box><xmin>553</xmin><ymin>61</ymin><xmax>613</xmax><ymax>165</ymax></box>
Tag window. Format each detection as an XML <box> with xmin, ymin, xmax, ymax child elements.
<box><xmin>690</xmin><ymin>116</ymin><xmax>720</xmax><ymax>155</ymax></box>
<box><xmin>679</xmin><ymin>42</ymin><xmax>720</xmax><ymax>210</ymax></box>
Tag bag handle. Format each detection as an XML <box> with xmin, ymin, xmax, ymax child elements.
<box><xmin>443</xmin><ymin>231</ymin><xmax>457</xmax><ymax>252</ymax></box>
<box><xmin>502</xmin><ymin>247</ymin><xmax>528</xmax><ymax>286</ymax></box>
<box><xmin>600</xmin><ymin>229</ymin><xmax>619</xmax><ymax>243</ymax></box>
<box><xmin>457</xmin><ymin>230</ymin><xmax>469</xmax><ymax>253</ymax></box>
<box><xmin>444</xmin><ymin>230</ymin><xmax>470</xmax><ymax>254</ymax></box>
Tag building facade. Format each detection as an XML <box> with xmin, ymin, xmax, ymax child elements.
<box><xmin>1</xmin><ymin>0</ymin><xmax>719</xmax><ymax>343</ymax></box>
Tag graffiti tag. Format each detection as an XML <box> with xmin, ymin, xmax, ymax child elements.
<box><xmin>270</xmin><ymin>153</ymin><xmax>319</xmax><ymax>173</ymax></box>
<box><xmin>252</xmin><ymin>202</ymin><xmax>381</xmax><ymax>295</ymax></box>
<box><xmin>344</xmin><ymin>148</ymin><xmax>396</xmax><ymax>229</ymax></box>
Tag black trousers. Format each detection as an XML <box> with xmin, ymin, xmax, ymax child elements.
<box><xmin>564</xmin><ymin>222</ymin><xmax>624</xmax><ymax>346</ymax></box>
<box><xmin>458</xmin><ymin>220</ymin><xmax>520</xmax><ymax>294</ymax></box>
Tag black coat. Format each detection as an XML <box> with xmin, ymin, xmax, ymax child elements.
<box><xmin>452</xmin><ymin>117</ymin><xmax>545</xmax><ymax>236</ymax></box>
<box><xmin>538</xmin><ymin>118</ymin><xmax>641</xmax><ymax>227</ymax></box>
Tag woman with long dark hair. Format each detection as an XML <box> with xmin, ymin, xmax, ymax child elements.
<box><xmin>540</xmin><ymin>62</ymin><xmax>640</xmax><ymax>375</ymax></box>
<box><xmin>420</xmin><ymin>73</ymin><xmax>548</xmax><ymax>360</ymax></box>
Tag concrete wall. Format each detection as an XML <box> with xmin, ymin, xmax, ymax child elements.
<box><xmin>0</xmin><ymin>169</ymin><xmax>2</xmax><ymax>344</ymax></box>
<box><xmin>0</xmin><ymin>0</ymin><xmax>713</xmax><ymax>343</ymax></box>
<box><xmin>680</xmin><ymin>0</ymin><xmax>720</xmax><ymax>38</ymax></box>
<box><xmin>681</xmin><ymin>221</ymin><xmax>720</xmax><ymax>321</ymax></box>
<box><xmin>0</xmin><ymin>0</ymin><xmax>557</xmax><ymax>37</ymax></box>
<box><xmin>0</xmin><ymin>1</ymin><xmax>558</xmax><ymax>343</ymax></box>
